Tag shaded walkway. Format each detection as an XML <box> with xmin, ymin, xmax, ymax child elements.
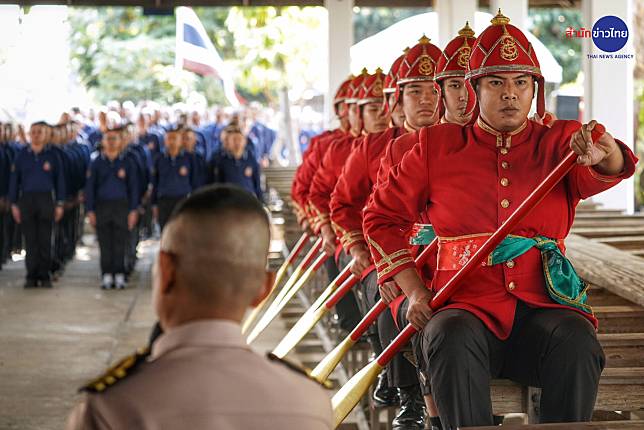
<box><xmin>0</xmin><ymin>237</ymin><xmax>156</xmax><ymax>430</ymax></box>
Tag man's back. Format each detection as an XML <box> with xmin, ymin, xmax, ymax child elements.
<box><xmin>67</xmin><ymin>321</ymin><xmax>332</xmax><ymax>430</ymax></box>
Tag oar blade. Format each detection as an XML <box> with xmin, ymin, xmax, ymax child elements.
<box><xmin>331</xmin><ymin>360</ymin><xmax>383</xmax><ymax>428</ymax></box>
<box><xmin>244</xmin><ymin>266</ymin><xmax>303</xmax><ymax>341</ymax></box>
<box><xmin>310</xmin><ymin>335</ymin><xmax>356</xmax><ymax>383</ymax></box>
<box><xmin>272</xmin><ymin>304</ymin><xmax>329</xmax><ymax>358</ymax></box>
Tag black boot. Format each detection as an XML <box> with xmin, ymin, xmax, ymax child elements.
<box><xmin>372</xmin><ymin>370</ymin><xmax>399</xmax><ymax>407</ymax></box>
<box><xmin>392</xmin><ymin>384</ymin><xmax>425</xmax><ymax>430</ymax></box>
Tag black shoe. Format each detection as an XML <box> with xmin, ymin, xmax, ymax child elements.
<box><xmin>24</xmin><ymin>279</ymin><xmax>38</xmax><ymax>288</ymax></box>
<box><xmin>372</xmin><ymin>371</ymin><xmax>398</xmax><ymax>407</ymax></box>
<box><xmin>392</xmin><ymin>385</ymin><xmax>425</xmax><ymax>430</ymax></box>
<box><xmin>493</xmin><ymin>415</ymin><xmax>505</xmax><ymax>426</ymax></box>
<box><xmin>40</xmin><ymin>279</ymin><xmax>53</xmax><ymax>288</ymax></box>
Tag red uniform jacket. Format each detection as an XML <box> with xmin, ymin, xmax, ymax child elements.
<box><xmin>292</xmin><ymin>129</ymin><xmax>344</xmax><ymax>218</ymax></box>
<box><xmin>330</xmin><ymin>127</ymin><xmax>405</xmax><ymax>252</ymax></box>
<box><xmin>291</xmin><ymin>130</ymin><xmax>334</xmax><ymax>211</ymax></box>
<box><xmin>308</xmin><ymin>134</ymin><xmax>360</xmax><ymax>232</ymax></box>
<box><xmin>372</xmin><ymin>128</ymin><xmax>436</xmax><ymax>321</ymax></box>
<box><xmin>364</xmin><ymin>119</ymin><xmax>637</xmax><ymax>339</ymax></box>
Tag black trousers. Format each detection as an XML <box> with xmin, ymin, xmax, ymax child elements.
<box><xmin>96</xmin><ymin>199</ymin><xmax>129</xmax><ymax>275</ymax></box>
<box><xmin>0</xmin><ymin>208</ymin><xmax>6</xmax><ymax>263</ymax></box>
<box><xmin>157</xmin><ymin>196</ymin><xmax>184</xmax><ymax>232</ymax></box>
<box><xmin>326</xmin><ymin>253</ymin><xmax>361</xmax><ymax>333</ymax></box>
<box><xmin>362</xmin><ymin>271</ymin><xmax>420</xmax><ymax>388</ymax></box>
<box><xmin>415</xmin><ymin>302</ymin><xmax>604</xmax><ymax>429</ymax></box>
<box><xmin>19</xmin><ymin>192</ymin><xmax>54</xmax><ymax>281</ymax></box>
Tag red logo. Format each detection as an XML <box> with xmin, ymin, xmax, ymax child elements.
<box><xmin>179</xmin><ymin>166</ymin><xmax>189</xmax><ymax>176</ymax></box>
<box><xmin>117</xmin><ymin>168</ymin><xmax>126</xmax><ymax>179</ymax></box>
<box><xmin>244</xmin><ymin>166</ymin><xmax>253</xmax><ymax>178</ymax></box>
<box><xmin>43</xmin><ymin>161</ymin><xmax>51</xmax><ymax>172</ymax></box>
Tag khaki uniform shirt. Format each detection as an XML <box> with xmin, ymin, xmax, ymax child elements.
<box><xmin>66</xmin><ymin>320</ymin><xmax>332</xmax><ymax>430</ymax></box>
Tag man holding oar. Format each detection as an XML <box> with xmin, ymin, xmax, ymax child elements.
<box><xmin>363</xmin><ymin>11</ymin><xmax>637</xmax><ymax>429</ymax></box>
<box><xmin>330</xmin><ymin>35</ymin><xmax>446</xmax><ymax>429</ymax></box>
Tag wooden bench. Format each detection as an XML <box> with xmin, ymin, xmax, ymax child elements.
<box><xmin>567</xmin><ymin>234</ymin><xmax>644</xmax><ymax>309</ymax></box>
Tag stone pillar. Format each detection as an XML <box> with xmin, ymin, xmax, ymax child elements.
<box><xmin>490</xmin><ymin>0</ymin><xmax>528</xmax><ymax>30</ymax></box>
<box><xmin>435</xmin><ymin>0</ymin><xmax>478</xmax><ymax>46</ymax></box>
<box><xmin>324</xmin><ymin>0</ymin><xmax>353</xmax><ymax>127</ymax></box>
<box><xmin>582</xmin><ymin>0</ymin><xmax>635</xmax><ymax>212</ymax></box>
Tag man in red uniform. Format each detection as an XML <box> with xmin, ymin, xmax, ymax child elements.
<box><xmin>307</xmin><ymin>71</ymin><xmax>369</xmax><ymax>333</ymax></box>
<box><xmin>375</xmin><ymin>24</ymin><xmax>482</xmax><ymax>430</ymax></box>
<box><xmin>291</xmin><ymin>77</ymin><xmax>353</xmax><ymax>230</ymax></box>
<box><xmin>329</xmin><ymin>55</ymin><xmax>421</xmax><ymax>425</ymax></box>
<box><xmin>383</xmin><ymin>51</ymin><xmax>408</xmax><ymax>129</ymax></box>
<box><xmin>363</xmin><ymin>12</ymin><xmax>637</xmax><ymax>429</ymax></box>
<box><xmin>361</xmin><ymin>35</ymin><xmax>444</xmax><ymax>429</ymax></box>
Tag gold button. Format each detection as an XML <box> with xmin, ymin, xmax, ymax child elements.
<box><xmin>508</xmin><ymin>281</ymin><xmax>516</xmax><ymax>290</ymax></box>
<box><xmin>501</xmin><ymin>161</ymin><xmax>509</xmax><ymax>169</ymax></box>
<box><xmin>500</xmin><ymin>148</ymin><xmax>508</xmax><ymax>155</ymax></box>
<box><xmin>500</xmin><ymin>178</ymin><xmax>509</xmax><ymax>187</ymax></box>
<box><xmin>506</xmin><ymin>260</ymin><xmax>515</xmax><ymax>268</ymax></box>
<box><xmin>501</xmin><ymin>199</ymin><xmax>510</xmax><ymax>208</ymax></box>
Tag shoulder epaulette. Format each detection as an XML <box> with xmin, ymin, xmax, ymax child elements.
<box><xmin>267</xmin><ymin>353</ymin><xmax>333</xmax><ymax>390</ymax></box>
<box><xmin>80</xmin><ymin>347</ymin><xmax>150</xmax><ymax>394</ymax></box>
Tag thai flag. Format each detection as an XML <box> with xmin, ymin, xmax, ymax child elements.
<box><xmin>175</xmin><ymin>7</ymin><xmax>241</xmax><ymax>107</ymax></box>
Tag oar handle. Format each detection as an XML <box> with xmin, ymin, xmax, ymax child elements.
<box><xmin>378</xmin><ymin>323</ymin><xmax>416</xmax><ymax>365</ymax></box>
<box><xmin>342</xmin><ymin>238</ymin><xmax>440</xmax><ymax>342</ymax></box>
<box><xmin>324</xmin><ymin>276</ymin><xmax>360</xmax><ymax>309</ymax></box>
<box><xmin>300</xmin><ymin>237</ymin><xmax>323</xmax><ymax>268</ymax></box>
<box><xmin>284</xmin><ymin>232</ymin><xmax>310</xmax><ymax>266</ymax></box>
<box><xmin>350</xmin><ymin>300</ymin><xmax>387</xmax><ymax>342</ymax></box>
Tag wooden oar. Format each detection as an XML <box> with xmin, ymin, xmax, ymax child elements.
<box><xmin>309</xmin><ymin>239</ymin><xmax>436</xmax><ymax>383</ymax></box>
<box><xmin>331</xmin><ymin>125</ymin><xmax>606</xmax><ymax>427</ymax></box>
<box><xmin>245</xmin><ymin>237</ymin><xmax>322</xmax><ymax>342</ymax></box>
<box><xmin>242</xmin><ymin>232</ymin><xmax>311</xmax><ymax>335</ymax></box>
<box><xmin>271</xmin><ymin>259</ymin><xmax>356</xmax><ymax>358</ymax></box>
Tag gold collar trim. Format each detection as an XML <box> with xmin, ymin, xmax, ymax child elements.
<box><xmin>476</xmin><ymin>117</ymin><xmax>527</xmax><ymax>149</ymax></box>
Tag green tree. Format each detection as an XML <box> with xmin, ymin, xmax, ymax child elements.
<box><xmin>223</xmin><ymin>6</ymin><xmax>326</xmax><ymax>103</ymax></box>
<box><xmin>353</xmin><ymin>7</ymin><xmax>430</xmax><ymax>43</ymax></box>
<box><xmin>68</xmin><ymin>6</ymin><xmax>325</xmax><ymax>105</ymax></box>
<box><xmin>528</xmin><ymin>8</ymin><xmax>583</xmax><ymax>84</ymax></box>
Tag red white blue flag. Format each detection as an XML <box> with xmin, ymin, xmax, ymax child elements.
<box><xmin>175</xmin><ymin>7</ymin><xmax>241</xmax><ymax>107</ymax></box>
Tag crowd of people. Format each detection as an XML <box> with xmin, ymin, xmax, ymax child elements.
<box><xmin>0</xmin><ymin>101</ymin><xmax>275</xmax><ymax>289</ymax></box>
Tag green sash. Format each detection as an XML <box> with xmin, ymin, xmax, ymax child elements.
<box><xmin>410</xmin><ymin>229</ymin><xmax>592</xmax><ymax>315</ymax></box>
<box><xmin>409</xmin><ymin>224</ymin><xmax>436</xmax><ymax>246</ymax></box>
<box><xmin>489</xmin><ymin>235</ymin><xmax>592</xmax><ymax>315</ymax></box>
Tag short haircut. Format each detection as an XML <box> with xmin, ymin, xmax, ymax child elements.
<box><xmin>161</xmin><ymin>185</ymin><xmax>270</xmax><ymax>307</ymax></box>
<box><xmin>168</xmin><ymin>184</ymin><xmax>268</xmax><ymax>226</ymax></box>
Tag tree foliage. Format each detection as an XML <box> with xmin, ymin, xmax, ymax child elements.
<box><xmin>68</xmin><ymin>6</ymin><xmax>324</xmax><ymax>105</ymax></box>
<box><xmin>528</xmin><ymin>8</ymin><xmax>583</xmax><ymax>84</ymax></box>
<box><xmin>353</xmin><ymin>7</ymin><xmax>430</xmax><ymax>43</ymax></box>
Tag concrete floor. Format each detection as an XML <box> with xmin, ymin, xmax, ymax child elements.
<box><xmin>0</xmin><ymin>238</ymin><xmax>156</xmax><ymax>429</ymax></box>
<box><xmin>0</xmin><ymin>237</ymin><xmax>292</xmax><ymax>430</ymax></box>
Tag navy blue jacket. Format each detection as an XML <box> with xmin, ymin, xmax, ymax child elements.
<box><xmin>209</xmin><ymin>149</ymin><xmax>262</xmax><ymax>200</ymax></box>
<box><xmin>84</xmin><ymin>154</ymin><xmax>140</xmax><ymax>211</ymax></box>
<box><xmin>9</xmin><ymin>145</ymin><xmax>65</xmax><ymax>204</ymax></box>
<box><xmin>151</xmin><ymin>151</ymin><xmax>196</xmax><ymax>204</ymax></box>
<box><xmin>125</xmin><ymin>143</ymin><xmax>150</xmax><ymax>199</ymax></box>
<box><xmin>188</xmin><ymin>151</ymin><xmax>207</xmax><ymax>189</ymax></box>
